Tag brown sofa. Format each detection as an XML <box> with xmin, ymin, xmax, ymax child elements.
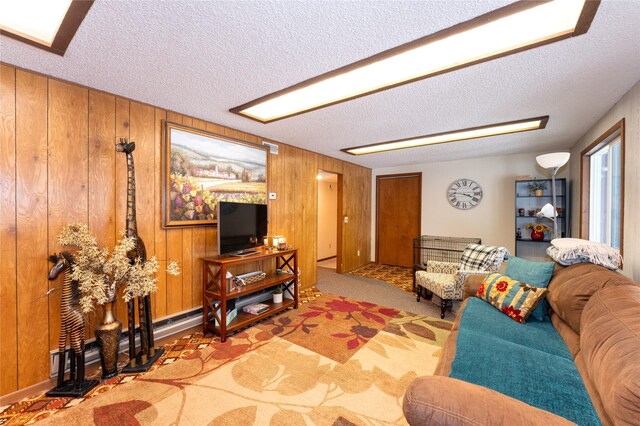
<box><xmin>403</xmin><ymin>263</ymin><xmax>640</xmax><ymax>425</ymax></box>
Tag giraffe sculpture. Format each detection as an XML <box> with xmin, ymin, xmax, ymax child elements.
<box><xmin>116</xmin><ymin>138</ymin><xmax>162</xmax><ymax>370</ymax></box>
<box><xmin>46</xmin><ymin>252</ymin><xmax>98</xmax><ymax>397</ymax></box>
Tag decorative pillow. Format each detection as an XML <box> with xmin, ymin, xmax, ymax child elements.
<box><xmin>460</xmin><ymin>244</ymin><xmax>508</xmax><ymax>271</ymax></box>
<box><xmin>505</xmin><ymin>256</ymin><xmax>555</xmax><ymax>321</ymax></box>
<box><xmin>476</xmin><ymin>272</ymin><xmax>548</xmax><ymax>323</ymax></box>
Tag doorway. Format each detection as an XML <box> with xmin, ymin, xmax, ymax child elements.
<box><xmin>317</xmin><ymin>170</ymin><xmax>342</xmax><ymax>272</ymax></box>
<box><xmin>376</xmin><ymin>173</ymin><xmax>421</xmax><ymax>267</ymax></box>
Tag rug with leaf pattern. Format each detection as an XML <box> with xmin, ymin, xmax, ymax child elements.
<box><xmin>37</xmin><ymin>294</ymin><xmax>451</xmax><ymax>425</ymax></box>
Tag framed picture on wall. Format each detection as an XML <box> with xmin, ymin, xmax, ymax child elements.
<box><xmin>162</xmin><ymin>121</ymin><xmax>268</xmax><ymax>228</ymax></box>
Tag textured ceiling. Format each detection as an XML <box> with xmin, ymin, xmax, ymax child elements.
<box><xmin>1</xmin><ymin>0</ymin><xmax>639</xmax><ymax>169</ymax></box>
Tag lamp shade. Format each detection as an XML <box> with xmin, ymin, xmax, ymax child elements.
<box><xmin>536</xmin><ymin>152</ymin><xmax>570</xmax><ymax>169</ymax></box>
<box><xmin>538</xmin><ymin>203</ymin><xmax>557</xmax><ymax>219</ymax></box>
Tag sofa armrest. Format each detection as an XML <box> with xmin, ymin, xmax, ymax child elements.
<box><xmin>463</xmin><ymin>274</ymin><xmax>485</xmax><ymax>300</ymax></box>
<box><xmin>403</xmin><ymin>376</ymin><xmax>574</xmax><ymax>425</ymax></box>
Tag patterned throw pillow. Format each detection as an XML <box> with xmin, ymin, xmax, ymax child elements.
<box><xmin>476</xmin><ymin>272</ymin><xmax>548</xmax><ymax>323</ymax></box>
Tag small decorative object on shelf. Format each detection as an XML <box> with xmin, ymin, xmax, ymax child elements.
<box><xmin>278</xmin><ymin>237</ymin><xmax>287</xmax><ymax>250</ymax></box>
<box><xmin>518</xmin><ymin>208</ymin><xmax>525</xmax><ymax>216</ymax></box>
<box><xmin>272</xmin><ymin>236</ymin><xmax>283</xmax><ymax>248</ymax></box>
<box><xmin>272</xmin><ymin>286</ymin><xmax>283</xmax><ymax>303</ymax></box>
<box><xmin>527</xmin><ymin>181</ymin><xmax>548</xmax><ymax>196</ymax></box>
<box><xmin>526</xmin><ymin>223</ymin><xmax>549</xmax><ymax>241</ymax></box>
<box><xmin>516</xmin><ymin>228</ymin><xmax>522</xmax><ymax>239</ymax></box>
<box><xmin>235</xmin><ymin>271</ymin><xmax>267</xmax><ymax>286</ymax></box>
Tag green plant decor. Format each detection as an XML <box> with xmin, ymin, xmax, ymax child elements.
<box><xmin>527</xmin><ymin>181</ymin><xmax>548</xmax><ymax>193</ymax></box>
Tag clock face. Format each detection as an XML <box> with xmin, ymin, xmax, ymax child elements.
<box><xmin>448</xmin><ymin>179</ymin><xmax>483</xmax><ymax>210</ymax></box>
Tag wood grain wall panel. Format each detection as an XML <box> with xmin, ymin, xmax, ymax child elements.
<box><xmin>114</xmin><ymin>97</ymin><xmax>131</xmax><ymax>321</ymax></box>
<box><xmin>302</xmin><ymin>149</ymin><xmax>318</xmax><ymax>287</ymax></box>
<box><xmin>1</xmin><ymin>65</ymin><xmax>372</xmax><ymax>396</ymax></box>
<box><xmin>47</xmin><ymin>80</ymin><xmax>89</xmax><ymax>349</ymax></box>
<box><xmin>153</xmin><ymin>108</ymin><xmax>167</xmax><ymax>318</ymax></box>
<box><xmin>0</xmin><ymin>64</ymin><xmax>18</xmax><ymax>395</ymax></box>
<box><xmin>165</xmin><ymin>111</ymin><xmax>184</xmax><ymax>315</ymax></box>
<box><xmin>87</xmin><ymin>90</ymin><xmax>116</xmax><ymax>338</ymax></box>
<box><xmin>15</xmin><ymin>70</ymin><xmax>50</xmax><ymax>388</ymax></box>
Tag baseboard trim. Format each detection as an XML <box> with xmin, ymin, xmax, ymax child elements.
<box><xmin>49</xmin><ymin>307</ymin><xmax>202</xmax><ymax>378</ymax></box>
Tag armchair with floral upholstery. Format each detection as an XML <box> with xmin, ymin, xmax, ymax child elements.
<box><xmin>415</xmin><ymin>244</ymin><xmax>509</xmax><ymax>318</ymax></box>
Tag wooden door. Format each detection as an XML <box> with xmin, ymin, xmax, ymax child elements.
<box><xmin>376</xmin><ymin>173</ymin><xmax>421</xmax><ymax>267</ymax></box>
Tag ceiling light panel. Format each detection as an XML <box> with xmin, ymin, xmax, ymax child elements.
<box><xmin>0</xmin><ymin>0</ymin><xmax>93</xmax><ymax>55</ymax></box>
<box><xmin>231</xmin><ymin>0</ymin><xmax>598</xmax><ymax>123</ymax></box>
<box><xmin>0</xmin><ymin>0</ymin><xmax>72</xmax><ymax>46</ymax></box>
<box><xmin>342</xmin><ymin>116</ymin><xmax>549</xmax><ymax>155</ymax></box>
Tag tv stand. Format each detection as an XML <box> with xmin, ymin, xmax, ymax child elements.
<box><xmin>201</xmin><ymin>248</ymin><xmax>298</xmax><ymax>342</ymax></box>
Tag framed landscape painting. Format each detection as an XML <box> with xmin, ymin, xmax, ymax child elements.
<box><xmin>163</xmin><ymin>121</ymin><xmax>268</xmax><ymax>227</ymax></box>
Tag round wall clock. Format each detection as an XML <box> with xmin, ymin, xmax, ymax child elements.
<box><xmin>447</xmin><ymin>179</ymin><xmax>483</xmax><ymax>210</ymax></box>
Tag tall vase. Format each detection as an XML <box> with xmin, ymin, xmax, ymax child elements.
<box><xmin>95</xmin><ymin>300</ymin><xmax>122</xmax><ymax>379</ymax></box>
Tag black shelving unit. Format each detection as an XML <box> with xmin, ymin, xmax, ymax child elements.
<box><xmin>515</xmin><ymin>178</ymin><xmax>569</xmax><ymax>260</ymax></box>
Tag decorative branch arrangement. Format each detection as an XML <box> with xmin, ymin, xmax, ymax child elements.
<box><xmin>57</xmin><ymin>223</ymin><xmax>179</xmax><ymax>313</ymax></box>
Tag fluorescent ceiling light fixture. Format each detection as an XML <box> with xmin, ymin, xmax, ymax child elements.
<box><xmin>231</xmin><ymin>0</ymin><xmax>599</xmax><ymax>123</ymax></box>
<box><xmin>0</xmin><ymin>0</ymin><xmax>93</xmax><ymax>55</ymax></box>
<box><xmin>342</xmin><ymin>116</ymin><xmax>549</xmax><ymax>156</ymax></box>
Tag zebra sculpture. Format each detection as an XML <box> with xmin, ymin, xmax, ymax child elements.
<box><xmin>116</xmin><ymin>138</ymin><xmax>164</xmax><ymax>372</ymax></box>
<box><xmin>46</xmin><ymin>252</ymin><xmax>98</xmax><ymax>397</ymax></box>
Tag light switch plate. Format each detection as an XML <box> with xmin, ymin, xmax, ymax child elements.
<box><xmin>269</xmin><ymin>192</ymin><xmax>277</xmax><ymax>200</ymax></box>
<box><xmin>344</xmin><ymin>216</ymin><xmax>349</xmax><ymax>223</ymax></box>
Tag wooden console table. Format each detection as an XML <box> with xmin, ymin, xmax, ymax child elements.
<box><xmin>201</xmin><ymin>248</ymin><xmax>298</xmax><ymax>341</ymax></box>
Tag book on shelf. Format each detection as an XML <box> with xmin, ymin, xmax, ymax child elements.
<box><xmin>214</xmin><ymin>299</ymin><xmax>237</xmax><ymax>326</ymax></box>
<box><xmin>214</xmin><ymin>308</ymin><xmax>237</xmax><ymax>327</ymax></box>
<box><xmin>243</xmin><ymin>303</ymin><xmax>270</xmax><ymax>315</ymax></box>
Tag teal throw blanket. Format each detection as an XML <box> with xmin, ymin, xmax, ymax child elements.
<box><xmin>450</xmin><ymin>298</ymin><xmax>600</xmax><ymax>425</ymax></box>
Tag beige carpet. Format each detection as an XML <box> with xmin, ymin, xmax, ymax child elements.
<box><xmin>38</xmin><ymin>294</ymin><xmax>451</xmax><ymax>425</ymax></box>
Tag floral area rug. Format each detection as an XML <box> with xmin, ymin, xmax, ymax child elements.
<box><xmin>5</xmin><ymin>294</ymin><xmax>451</xmax><ymax>425</ymax></box>
<box><xmin>349</xmin><ymin>264</ymin><xmax>414</xmax><ymax>294</ymax></box>
<box><xmin>0</xmin><ymin>288</ymin><xmax>324</xmax><ymax>426</ymax></box>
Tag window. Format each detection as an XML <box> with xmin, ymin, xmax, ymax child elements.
<box><xmin>581</xmin><ymin>119</ymin><xmax>625</xmax><ymax>252</ymax></box>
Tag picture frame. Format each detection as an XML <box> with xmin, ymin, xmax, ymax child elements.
<box><xmin>163</xmin><ymin>121</ymin><xmax>268</xmax><ymax>228</ymax></box>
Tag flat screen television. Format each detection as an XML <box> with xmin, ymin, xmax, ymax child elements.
<box><xmin>217</xmin><ymin>201</ymin><xmax>268</xmax><ymax>256</ymax></box>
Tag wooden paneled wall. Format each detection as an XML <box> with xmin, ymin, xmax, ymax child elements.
<box><xmin>0</xmin><ymin>64</ymin><xmax>371</xmax><ymax>396</ymax></box>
